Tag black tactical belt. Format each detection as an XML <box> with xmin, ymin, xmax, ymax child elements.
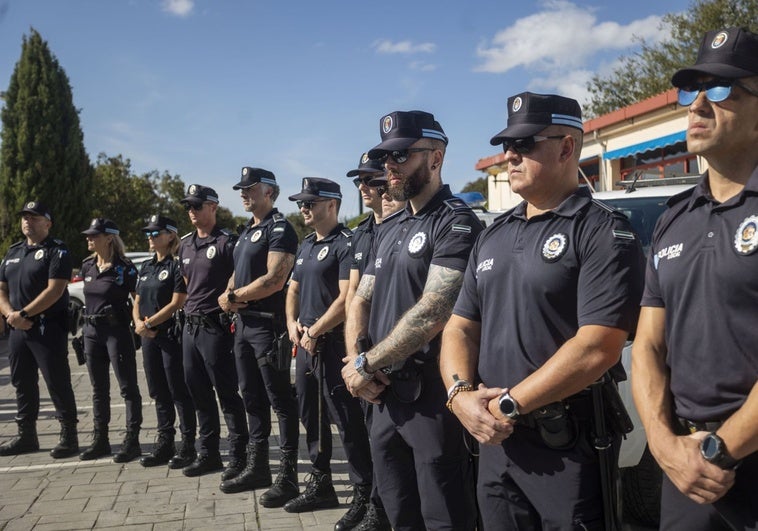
<box><xmin>677</xmin><ymin>417</ymin><xmax>724</xmax><ymax>434</ymax></box>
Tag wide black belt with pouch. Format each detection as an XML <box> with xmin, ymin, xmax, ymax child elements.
<box><xmin>517</xmin><ymin>394</ymin><xmax>593</xmax><ymax>450</ymax></box>
<box><xmin>386</xmin><ymin>356</ymin><xmax>438</xmax><ymax>404</ymax></box>
<box><xmin>676</xmin><ymin>417</ymin><xmax>724</xmax><ymax>435</ymax></box>
<box><xmin>237</xmin><ymin>310</ymin><xmax>292</xmax><ymax>373</ymax></box>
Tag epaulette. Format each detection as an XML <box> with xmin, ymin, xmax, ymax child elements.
<box><xmin>220</xmin><ymin>228</ymin><xmax>233</xmax><ymax>236</ymax></box>
<box><xmin>272</xmin><ymin>212</ymin><xmax>286</xmax><ymax>223</ymax></box>
<box><xmin>9</xmin><ymin>240</ymin><xmax>24</xmax><ymax>249</ymax></box>
<box><xmin>341</xmin><ymin>228</ymin><xmax>353</xmax><ymax>238</ymax></box>
<box><xmin>666</xmin><ymin>187</ymin><xmax>696</xmax><ymax>207</ymax></box>
<box><xmin>443</xmin><ymin>197</ymin><xmax>471</xmax><ymax>212</ymax></box>
<box><xmin>303</xmin><ymin>232</ymin><xmax>316</xmax><ymax>241</ymax></box>
<box><xmin>52</xmin><ymin>238</ymin><xmax>66</xmax><ymax>246</ymax></box>
<box><xmin>82</xmin><ymin>255</ymin><xmax>96</xmax><ymax>264</ymax></box>
<box><xmin>591</xmin><ymin>198</ymin><xmax>616</xmax><ymax>214</ymax></box>
<box><xmin>181</xmin><ymin>231</ymin><xmax>194</xmax><ymax>240</ymax></box>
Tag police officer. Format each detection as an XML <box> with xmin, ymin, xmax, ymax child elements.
<box><xmin>284</xmin><ymin>178</ymin><xmax>374</xmax><ymax>518</ymax></box>
<box><xmin>440</xmin><ymin>93</ymin><xmax>644</xmax><ymax>530</ymax></box>
<box><xmin>0</xmin><ymin>201</ymin><xmax>79</xmax><ymax>458</ymax></box>
<box><xmin>342</xmin><ymin>111</ymin><xmax>482</xmax><ymax>531</ymax></box>
<box><xmin>79</xmin><ymin>218</ymin><xmax>143</xmax><ymax>463</ymax></box>
<box><xmin>632</xmin><ymin>27</ymin><xmax>758</xmax><ymax>531</ymax></box>
<box><xmin>178</xmin><ymin>184</ymin><xmax>248</xmax><ymax>478</ymax></box>
<box><xmin>132</xmin><ymin>215</ymin><xmax>197</xmax><ymax>468</ymax></box>
<box><xmin>343</xmin><ymin>154</ymin><xmax>402</xmax><ymax>531</ymax></box>
<box><xmin>216</xmin><ymin>167</ymin><xmax>300</xmax><ymax>506</ymax></box>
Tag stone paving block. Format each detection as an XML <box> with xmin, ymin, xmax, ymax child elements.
<box><xmin>83</xmin><ymin>494</ymin><xmax>116</xmax><ymax>512</ymax></box>
<box><xmin>3</xmin><ymin>514</ymin><xmax>41</xmax><ymax>531</ymax></box>
<box><xmin>117</xmin><ymin>479</ymin><xmax>149</xmax><ymax>495</ymax></box>
<box><xmin>93</xmin><ymin>508</ymin><xmax>129</xmax><ymax>527</ymax></box>
<box><xmin>214</xmin><ymin>495</ymin><xmax>252</xmax><ymax>516</ymax></box>
<box><xmin>184</xmin><ymin>499</ymin><xmax>215</xmax><ymax>519</ymax></box>
<box><xmin>91</xmin><ymin>469</ymin><xmax>121</xmax><ymax>484</ymax></box>
<box><xmin>0</xmin><ymin>501</ymin><xmax>35</xmax><ymax>521</ymax></box>
<box><xmin>0</xmin><ymin>486</ymin><xmax>43</xmax><ymax>505</ymax></box>
<box><xmin>168</xmin><ymin>489</ymin><xmax>199</xmax><ymax>504</ymax></box>
<box><xmin>32</xmin><ymin>485</ymin><xmax>70</xmax><ymax>502</ymax></box>
<box><xmin>35</xmin><ymin>511</ymin><xmax>98</xmax><ymax>530</ymax></box>
<box><xmin>153</xmin><ymin>520</ymin><xmax>185</xmax><ymax>531</ymax></box>
<box><xmin>182</xmin><ymin>513</ymin><xmax>246</xmax><ymax>530</ymax></box>
<box><xmin>65</xmin><ymin>483</ymin><xmax>117</xmax><ymax>499</ymax></box>
<box><xmin>28</xmin><ymin>497</ymin><xmax>88</xmax><ymax>516</ymax></box>
<box><xmin>124</xmin><ymin>509</ymin><xmax>185</xmax><ymax>526</ymax></box>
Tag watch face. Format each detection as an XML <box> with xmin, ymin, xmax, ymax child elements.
<box><xmin>354</xmin><ymin>356</ymin><xmax>365</xmax><ymax>370</ymax></box>
<box><xmin>499</xmin><ymin>396</ymin><xmax>516</xmax><ymax>416</ymax></box>
<box><xmin>702</xmin><ymin>434</ymin><xmax>720</xmax><ymax>460</ymax></box>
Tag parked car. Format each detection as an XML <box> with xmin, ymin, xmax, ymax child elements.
<box><xmin>67</xmin><ymin>252</ymin><xmax>153</xmax><ymax>335</ymax></box>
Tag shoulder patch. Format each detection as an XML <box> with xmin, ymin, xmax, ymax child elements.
<box><xmin>220</xmin><ymin>228</ymin><xmax>233</xmax><ymax>236</ymax></box>
<box><xmin>272</xmin><ymin>212</ymin><xmax>286</xmax><ymax>223</ymax></box>
<box><xmin>443</xmin><ymin>198</ymin><xmax>471</xmax><ymax>213</ymax></box>
<box><xmin>341</xmin><ymin>228</ymin><xmax>354</xmax><ymax>238</ymax></box>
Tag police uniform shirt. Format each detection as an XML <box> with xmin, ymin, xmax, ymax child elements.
<box><xmin>80</xmin><ymin>255</ymin><xmax>138</xmax><ymax>315</ymax></box>
<box><xmin>178</xmin><ymin>226</ymin><xmax>236</xmax><ymax>315</ymax></box>
<box><xmin>233</xmin><ymin>208</ymin><xmax>297</xmax><ymax>316</ymax></box>
<box><xmin>350</xmin><ymin>215</ymin><xmax>376</xmax><ymax>276</ymax></box>
<box><xmin>291</xmin><ymin>224</ymin><xmax>352</xmax><ymax>327</ymax></box>
<box><xmin>365</xmin><ymin>185</ymin><xmax>483</xmax><ymax>359</ymax></box>
<box><xmin>642</xmin><ymin>169</ymin><xmax>758</xmax><ymax>422</ymax></box>
<box><xmin>135</xmin><ymin>254</ymin><xmax>186</xmax><ymax>320</ymax></box>
<box><xmin>453</xmin><ymin>186</ymin><xmax>644</xmax><ymax>387</ymax></box>
<box><xmin>0</xmin><ymin>236</ymin><xmax>73</xmax><ymax>316</ymax></box>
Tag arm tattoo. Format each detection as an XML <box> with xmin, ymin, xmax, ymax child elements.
<box><xmin>356</xmin><ymin>274</ymin><xmax>375</xmax><ymax>302</ymax></box>
<box><xmin>372</xmin><ymin>265</ymin><xmax>464</xmax><ymax>368</ymax></box>
<box><xmin>264</xmin><ymin>253</ymin><xmax>295</xmax><ymax>289</ymax></box>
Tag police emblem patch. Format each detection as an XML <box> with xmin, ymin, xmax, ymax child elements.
<box><xmin>151</xmin><ymin>215</ymin><xmax>158</xmax><ymax>223</ymax></box>
<box><xmin>711</xmin><ymin>31</ymin><xmax>728</xmax><ymax>49</ymax></box>
<box><xmin>251</xmin><ymin>229</ymin><xmax>263</xmax><ymax>242</ymax></box>
<box><xmin>361</xmin><ymin>153</ymin><xmax>369</xmax><ymax>164</ymax></box>
<box><xmin>189</xmin><ymin>184</ymin><xmax>197</xmax><ymax>195</ymax></box>
<box><xmin>206</xmin><ymin>246</ymin><xmax>216</xmax><ymax>259</ymax></box>
<box><xmin>26</xmin><ymin>201</ymin><xmax>36</xmax><ymax>209</ymax></box>
<box><xmin>542</xmin><ymin>233</ymin><xmax>568</xmax><ymax>262</ymax></box>
<box><xmin>734</xmin><ymin>215</ymin><xmax>758</xmax><ymax>255</ymax></box>
<box><xmin>407</xmin><ymin>232</ymin><xmax>428</xmax><ymax>256</ymax></box>
<box><xmin>382</xmin><ymin>115</ymin><xmax>393</xmax><ymax>134</ymax></box>
<box><xmin>317</xmin><ymin>246</ymin><xmax>329</xmax><ymax>261</ymax></box>
<box><xmin>512</xmin><ymin>96</ymin><xmax>523</xmax><ymax>113</ymax></box>
<box><xmin>242</xmin><ymin>167</ymin><xmax>248</xmax><ymax>175</ymax></box>
<box><xmin>159</xmin><ymin>270</ymin><xmax>169</xmax><ymax>281</ymax></box>
<box><xmin>34</xmin><ymin>249</ymin><xmax>44</xmax><ymax>260</ymax></box>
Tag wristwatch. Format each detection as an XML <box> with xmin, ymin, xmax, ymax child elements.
<box><xmin>143</xmin><ymin>317</ymin><xmax>153</xmax><ymax>330</ymax></box>
<box><xmin>700</xmin><ymin>432</ymin><xmax>739</xmax><ymax>469</ymax></box>
<box><xmin>354</xmin><ymin>352</ymin><xmax>375</xmax><ymax>381</ymax></box>
<box><xmin>19</xmin><ymin>309</ymin><xmax>29</xmax><ymax>319</ymax></box>
<box><xmin>227</xmin><ymin>289</ymin><xmax>237</xmax><ymax>303</ymax></box>
<box><xmin>498</xmin><ymin>391</ymin><xmax>521</xmax><ymax>419</ymax></box>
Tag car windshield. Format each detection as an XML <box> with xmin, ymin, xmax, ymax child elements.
<box><xmin>599</xmin><ymin>196</ymin><xmax>670</xmax><ymax>254</ymax></box>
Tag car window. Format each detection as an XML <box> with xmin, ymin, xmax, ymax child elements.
<box><xmin>598</xmin><ymin>197</ymin><xmax>670</xmax><ymax>254</ymax></box>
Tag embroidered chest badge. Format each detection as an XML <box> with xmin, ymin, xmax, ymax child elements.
<box><xmin>734</xmin><ymin>215</ymin><xmax>758</xmax><ymax>255</ymax></box>
<box><xmin>158</xmin><ymin>270</ymin><xmax>169</xmax><ymax>281</ymax></box>
<box><xmin>251</xmin><ymin>229</ymin><xmax>263</xmax><ymax>243</ymax></box>
<box><xmin>206</xmin><ymin>246</ymin><xmax>216</xmax><ymax>260</ymax></box>
<box><xmin>34</xmin><ymin>250</ymin><xmax>44</xmax><ymax>260</ymax></box>
<box><xmin>317</xmin><ymin>246</ymin><xmax>329</xmax><ymax>261</ymax></box>
<box><xmin>542</xmin><ymin>233</ymin><xmax>568</xmax><ymax>262</ymax></box>
<box><xmin>407</xmin><ymin>232</ymin><xmax>428</xmax><ymax>257</ymax></box>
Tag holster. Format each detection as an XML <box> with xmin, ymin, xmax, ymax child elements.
<box><xmin>600</xmin><ymin>374</ymin><xmax>634</xmax><ymax>436</ymax></box>
<box><xmin>72</xmin><ymin>335</ymin><xmax>86</xmax><ymax>365</ymax></box>
<box><xmin>387</xmin><ymin>358</ymin><xmax>426</xmax><ymax>404</ymax></box>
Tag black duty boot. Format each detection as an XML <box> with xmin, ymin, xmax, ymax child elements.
<box><xmin>113</xmin><ymin>429</ymin><xmax>141</xmax><ymax>463</ymax></box>
<box><xmin>168</xmin><ymin>436</ymin><xmax>196</xmax><ymax>469</ymax></box>
<box><xmin>50</xmin><ymin>420</ymin><xmax>79</xmax><ymax>458</ymax></box>
<box><xmin>79</xmin><ymin>423</ymin><xmax>111</xmax><ymax>461</ymax></box>
<box><xmin>220</xmin><ymin>452</ymin><xmax>246</xmax><ymax>482</ymax></box>
<box><xmin>259</xmin><ymin>450</ymin><xmax>299</xmax><ymax>508</ymax></box>
<box><xmin>219</xmin><ymin>442</ymin><xmax>271</xmax><ymax>493</ymax></box>
<box><xmin>0</xmin><ymin>420</ymin><xmax>39</xmax><ymax>456</ymax></box>
<box><xmin>283</xmin><ymin>468</ymin><xmax>338</xmax><ymax>513</ymax></box>
<box><xmin>140</xmin><ymin>432</ymin><xmax>175</xmax><ymax>467</ymax></box>
<box><xmin>335</xmin><ymin>484</ymin><xmax>372</xmax><ymax>531</ymax></box>
<box><xmin>182</xmin><ymin>453</ymin><xmax>223</xmax><ymax>477</ymax></box>
<box><xmin>354</xmin><ymin>502</ymin><xmax>392</xmax><ymax>531</ymax></box>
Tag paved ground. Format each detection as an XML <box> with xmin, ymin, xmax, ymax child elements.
<box><xmin>0</xmin><ymin>334</ymin><xmax>353</xmax><ymax>531</ymax></box>
<box><xmin>0</xmin><ymin>334</ymin><xmax>656</xmax><ymax>530</ymax></box>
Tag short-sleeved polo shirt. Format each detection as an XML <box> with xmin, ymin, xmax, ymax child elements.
<box><xmin>135</xmin><ymin>254</ymin><xmax>186</xmax><ymax>319</ymax></box>
<box><xmin>0</xmin><ymin>236</ymin><xmax>72</xmax><ymax>316</ymax></box>
<box><xmin>233</xmin><ymin>208</ymin><xmax>297</xmax><ymax>316</ymax></box>
<box><xmin>641</xmin><ymin>169</ymin><xmax>758</xmax><ymax>421</ymax></box>
<box><xmin>350</xmin><ymin>215</ymin><xmax>376</xmax><ymax>276</ymax></box>
<box><xmin>291</xmin><ymin>224</ymin><xmax>352</xmax><ymax>327</ymax></box>
<box><xmin>453</xmin><ymin>186</ymin><xmax>645</xmax><ymax>387</ymax></box>
<box><xmin>81</xmin><ymin>255</ymin><xmax>138</xmax><ymax>315</ymax></box>
<box><xmin>365</xmin><ymin>185</ymin><xmax>483</xmax><ymax>360</ymax></box>
<box><xmin>178</xmin><ymin>226</ymin><xmax>236</xmax><ymax>314</ymax></box>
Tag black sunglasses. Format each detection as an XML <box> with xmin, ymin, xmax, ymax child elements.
<box><xmin>678</xmin><ymin>79</ymin><xmax>758</xmax><ymax>106</ymax></box>
<box><xmin>379</xmin><ymin>147</ymin><xmax>435</xmax><ymax>164</ymax></box>
<box><xmin>183</xmin><ymin>203</ymin><xmax>204</xmax><ymax>212</ymax></box>
<box><xmin>353</xmin><ymin>175</ymin><xmax>385</xmax><ymax>188</ymax></box>
<box><xmin>296</xmin><ymin>200</ymin><xmax>328</xmax><ymax>210</ymax></box>
<box><xmin>144</xmin><ymin>230</ymin><xmax>165</xmax><ymax>239</ymax></box>
<box><xmin>501</xmin><ymin>135</ymin><xmax>565</xmax><ymax>155</ymax></box>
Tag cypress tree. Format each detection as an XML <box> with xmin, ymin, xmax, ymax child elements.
<box><xmin>0</xmin><ymin>28</ymin><xmax>93</xmax><ymax>262</ymax></box>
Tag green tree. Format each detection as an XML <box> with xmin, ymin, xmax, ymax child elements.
<box><xmin>460</xmin><ymin>177</ymin><xmax>488</xmax><ymax>200</ymax></box>
<box><xmin>0</xmin><ymin>28</ymin><xmax>93</xmax><ymax>261</ymax></box>
<box><xmin>586</xmin><ymin>0</ymin><xmax>758</xmax><ymax>117</ymax></box>
<box><xmin>286</xmin><ymin>212</ymin><xmax>311</xmax><ymax>242</ymax></box>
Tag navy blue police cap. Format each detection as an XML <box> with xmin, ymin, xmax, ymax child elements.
<box><xmin>82</xmin><ymin>218</ymin><xmax>120</xmax><ymax>236</ymax></box>
<box><xmin>181</xmin><ymin>184</ymin><xmax>219</xmax><ymax>206</ymax></box>
<box><xmin>233</xmin><ymin>167</ymin><xmax>278</xmax><ymax>190</ymax></box>
<box><xmin>288</xmin><ymin>177</ymin><xmax>342</xmax><ymax>201</ymax></box>
<box><xmin>489</xmin><ymin>92</ymin><xmax>583</xmax><ymax>145</ymax></box>
<box><xmin>18</xmin><ymin>200</ymin><xmax>52</xmax><ymax>222</ymax></box>
<box><xmin>142</xmin><ymin>214</ymin><xmax>179</xmax><ymax>234</ymax></box>
<box><xmin>346</xmin><ymin>152</ymin><xmax>385</xmax><ymax>177</ymax></box>
<box><xmin>672</xmin><ymin>27</ymin><xmax>758</xmax><ymax>87</ymax></box>
<box><xmin>367</xmin><ymin>110</ymin><xmax>448</xmax><ymax>159</ymax></box>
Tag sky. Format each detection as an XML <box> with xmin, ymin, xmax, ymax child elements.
<box><xmin>0</xmin><ymin>0</ymin><xmax>692</xmax><ymax>219</ymax></box>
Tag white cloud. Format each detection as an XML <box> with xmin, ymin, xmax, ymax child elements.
<box><xmin>373</xmin><ymin>39</ymin><xmax>437</xmax><ymax>55</ymax></box>
<box><xmin>162</xmin><ymin>0</ymin><xmax>194</xmax><ymax>17</ymax></box>
<box><xmin>473</xmin><ymin>0</ymin><xmax>671</xmax><ymax>103</ymax></box>
<box><xmin>409</xmin><ymin>61</ymin><xmax>437</xmax><ymax>72</ymax></box>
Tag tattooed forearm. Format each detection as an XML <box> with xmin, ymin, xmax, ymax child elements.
<box><xmin>370</xmin><ymin>265</ymin><xmax>464</xmax><ymax>369</ymax></box>
<box><xmin>356</xmin><ymin>274</ymin><xmax>375</xmax><ymax>303</ymax></box>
